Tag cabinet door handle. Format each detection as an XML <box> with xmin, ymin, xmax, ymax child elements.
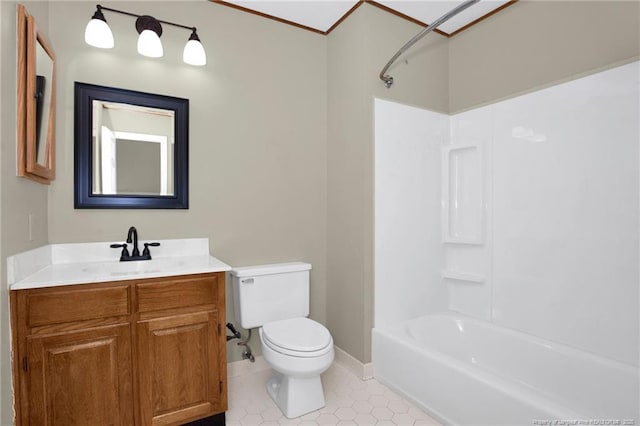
<box><xmin>23</xmin><ymin>357</ymin><xmax>28</xmax><ymax>372</ymax></box>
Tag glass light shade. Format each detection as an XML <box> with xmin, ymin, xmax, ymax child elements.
<box><xmin>84</xmin><ymin>18</ymin><xmax>114</xmax><ymax>49</ymax></box>
<box><xmin>183</xmin><ymin>39</ymin><xmax>206</xmax><ymax>66</ymax></box>
<box><xmin>137</xmin><ymin>30</ymin><xmax>163</xmax><ymax>58</ymax></box>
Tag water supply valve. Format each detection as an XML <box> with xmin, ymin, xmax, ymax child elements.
<box><xmin>226</xmin><ymin>322</ymin><xmax>241</xmax><ymax>341</ymax></box>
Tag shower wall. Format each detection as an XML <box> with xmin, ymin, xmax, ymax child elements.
<box><xmin>374</xmin><ymin>61</ymin><xmax>639</xmax><ymax>366</ymax></box>
<box><xmin>466</xmin><ymin>61</ymin><xmax>638</xmax><ymax>365</ymax></box>
<box><xmin>374</xmin><ymin>99</ymin><xmax>448</xmax><ymax>328</ymax></box>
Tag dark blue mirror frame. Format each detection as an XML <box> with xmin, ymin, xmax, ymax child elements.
<box><xmin>74</xmin><ymin>82</ymin><xmax>189</xmax><ymax>209</ymax></box>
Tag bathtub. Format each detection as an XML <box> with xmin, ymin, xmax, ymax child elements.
<box><xmin>372</xmin><ymin>314</ymin><xmax>639</xmax><ymax>426</ymax></box>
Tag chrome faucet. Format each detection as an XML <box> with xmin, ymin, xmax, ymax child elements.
<box><xmin>110</xmin><ymin>226</ymin><xmax>160</xmax><ymax>261</ymax></box>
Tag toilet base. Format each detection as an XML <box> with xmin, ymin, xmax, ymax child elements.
<box><xmin>266</xmin><ymin>371</ymin><xmax>326</xmax><ymax>418</ymax></box>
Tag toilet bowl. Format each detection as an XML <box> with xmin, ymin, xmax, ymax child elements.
<box><xmin>231</xmin><ymin>262</ymin><xmax>334</xmax><ymax>418</ymax></box>
<box><xmin>259</xmin><ymin>318</ymin><xmax>334</xmax><ymax>418</ymax></box>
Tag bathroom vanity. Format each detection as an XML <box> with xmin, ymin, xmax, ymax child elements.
<box><xmin>8</xmin><ymin>239</ymin><xmax>230</xmax><ymax>426</ymax></box>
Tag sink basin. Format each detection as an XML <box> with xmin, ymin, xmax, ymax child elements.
<box><xmin>80</xmin><ymin>258</ymin><xmax>188</xmax><ymax>276</ymax></box>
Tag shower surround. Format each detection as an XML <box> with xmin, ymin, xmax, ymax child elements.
<box><xmin>373</xmin><ymin>61</ymin><xmax>639</xmax><ymax>424</ymax></box>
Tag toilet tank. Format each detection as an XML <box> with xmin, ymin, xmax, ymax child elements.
<box><xmin>231</xmin><ymin>262</ymin><xmax>312</xmax><ymax>329</ymax></box>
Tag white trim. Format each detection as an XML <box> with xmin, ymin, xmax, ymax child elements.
<box><xmin>333</xmin><ymin>346</ymin><xmax>374</xmax><ymax>380</ymax></box>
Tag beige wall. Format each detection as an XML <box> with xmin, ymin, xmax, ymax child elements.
<box><xmin>46</xmin><ymin>1</ymin><xmax>327</xmax><ymax>363</ymax></box>
<box><xmin>449</xmin><ymin>1</ymin><xmax>640</xmax><ymax>113</ymax></box>
<box><xmin>327</xmin><ymin>3</ymin><xmax>449</xmax><ymax>363</ymax></box>
<box><xmin>0</xmin><ymin>0</ymin><xmax>3</xmax><ymax>414</ymax></box>
<box><xmin>1</xmin><ymin>2</ymin><xmax>51</xmax><ymax>424</ymax></box>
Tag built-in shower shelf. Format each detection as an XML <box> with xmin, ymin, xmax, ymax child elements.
<box><xmin>442</xmin><ymin>143</ymin><xmax>484</xmax><ymax>245</ymax></box>
<box><xmin>442</xmin><ymin>270</ymin><xmax>485</xmax><ymax>283</ymax></box>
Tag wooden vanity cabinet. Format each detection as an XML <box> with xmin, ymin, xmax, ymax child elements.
<box><xmin>136</xmin><ymin>274</ymin><xmax>226</xmax><ymax>426</ymax></box>
<box><xmin>11</xmin><ymin>272</ymin><xmax>227</xmax><ymax>426</ymax></box>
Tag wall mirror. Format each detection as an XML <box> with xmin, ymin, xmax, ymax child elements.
<box><xmin>74</xmin><ymin>83</ymin><xmax>189</xmax><ymax>209</ymax></box>
<box><xmin>17</xmin><ymin>5</ymin><xmax>56</xmax><ymax>183</ymax></box>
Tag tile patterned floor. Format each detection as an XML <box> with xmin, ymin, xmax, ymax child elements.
<box><xmin>226</xmin><ymin>362</ymin><xmax>441</xmax><ymax>425</ymax></box>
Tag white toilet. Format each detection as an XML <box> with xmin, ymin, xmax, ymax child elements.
<box><xmin>231</xmin><ymin>262</ymin><xmax>334</xmax><ymax>418</ymax></box>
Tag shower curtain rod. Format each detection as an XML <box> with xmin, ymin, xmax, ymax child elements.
<box><xmin>379</xmin><ymin>0</ymin><xmax>480</xmax><ymax>88</ymax></box>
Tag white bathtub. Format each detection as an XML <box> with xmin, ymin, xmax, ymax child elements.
<box><xmin>372</xmin><ymin>314</ymin><xmax>639</xmax><ymax>426</ymax></box>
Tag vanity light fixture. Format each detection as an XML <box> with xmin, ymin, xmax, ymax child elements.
<box><xmin>84</xmin><ymin>4</ymin><xmax>206</xmax><ymax>66</ymax></box>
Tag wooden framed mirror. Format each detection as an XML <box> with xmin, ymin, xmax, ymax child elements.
<box><xmin>17</xmin><ymin>4</ymin><xmax>56</xmax><ymax>183</ymax></box>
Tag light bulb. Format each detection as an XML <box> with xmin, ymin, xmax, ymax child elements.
<box><xmin>137</xmin><ymin>29</ymin><xmax>163</xmax><ymax>58</ymax></box>
<box><xmin>84</xmin><ymin>8</ymin><xmax>114</xmax><ymax>49</ymax></box>
<box><xmin>183</xmin><ymin>31</ymin><xmax>206</xmax><ymax>66</ymax></box>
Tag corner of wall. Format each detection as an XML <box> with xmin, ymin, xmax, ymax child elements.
<box><xmin>326</xmin><ymin>2</ymin><xmax>451</xmax><ymax>364</ymax></box>
<box><xmin>1</xmin><ymin>2</ymin><xmax>51</xmax><ymax>424</ymax></box>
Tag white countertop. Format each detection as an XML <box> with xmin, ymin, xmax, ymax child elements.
<box><xmin>8</xmin><ymin>238</ymin><xmax>232</xmax><ymax>291</ymax></box>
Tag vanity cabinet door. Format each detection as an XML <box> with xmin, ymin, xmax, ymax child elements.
<box><xmin>26</xmin><ymin>323</ymin><xmax>134</xmax><ymax>426</ymax></box>
<box><xmin>137</xmin><ymin>309</ymin><xmax>223</xmax><ymax>426</ymax></box>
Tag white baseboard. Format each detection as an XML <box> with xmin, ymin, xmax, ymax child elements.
<box><xmin>333</xmin><ymin>346</ymin><xmax>374</xmax><ymax>380</ymax></box>
<box><xmin>227</xmin><ymin>346</ymin><xmax>373</xmax><ymax>380</ymax></box>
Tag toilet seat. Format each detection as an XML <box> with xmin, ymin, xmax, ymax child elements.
<box><xmin>261</xmin><ymin>317</ymin><xmax>333</xmax><ymax>358</ymax></box>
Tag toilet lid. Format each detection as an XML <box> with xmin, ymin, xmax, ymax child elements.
<box><xmin>262</xmin><ymin>317</ymin><xmax>332</xmax><ymax>353</ymax></box>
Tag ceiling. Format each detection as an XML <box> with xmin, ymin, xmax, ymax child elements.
<box><xmin>214</xmin><ymin>0</ymin><xmax>517</xmax><ymax>35</ymax></box>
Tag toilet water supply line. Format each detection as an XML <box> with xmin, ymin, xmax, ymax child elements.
<box><xmin>226</xmin><ymin>323</ymin><xmax>255</xmax><ymax>362</ymax></box>
<box><xmin>379</xmin><ymin>0</ymin><xmax>479</xmax><ymax>88</ymax></box>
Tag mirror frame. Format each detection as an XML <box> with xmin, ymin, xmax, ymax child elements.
<box><xmin>74</xmin><ymin>82</ymin><xmax>189</xmax><ymax>209</ymax></box>
<box><xmin>17</xmin><ymin>5</ymin><xmax>56</xmax><ymax>184</ymax></box>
